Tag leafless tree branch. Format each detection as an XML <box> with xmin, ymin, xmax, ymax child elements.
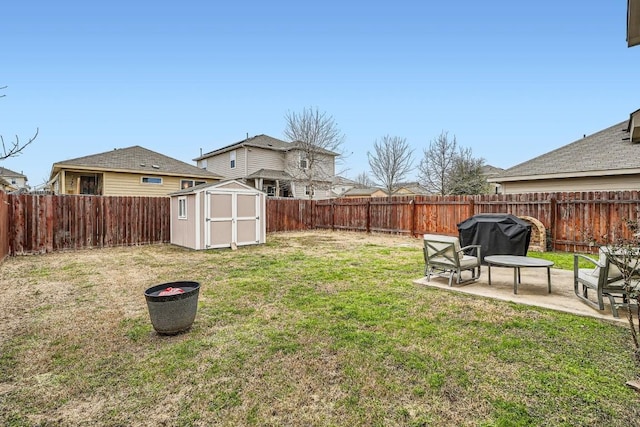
<box><xmin>367</xmin><ymin>135</ymin><xmax>414</xmax><ymax>195</ymax></box>
<box><xmin>1</xmin><ymin>86</ymin><xmax>38</xmax><ymax>161</ymax></box>
<box><xmin>1</xmin><ymin>128</ymin><xmax>39</xmax><ymax>161</ymax></box>
<box><xmin>283</xmin><ymin>107</ymin><xmax>345</xmax><ymax>199</ymax></box>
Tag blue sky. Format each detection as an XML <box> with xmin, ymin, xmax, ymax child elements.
<box><xmin>1</xmin><ymin>1</ymin><xmax>638</xmax><ymax>187</ymax></box>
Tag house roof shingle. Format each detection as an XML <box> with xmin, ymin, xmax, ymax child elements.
<box><xmin>0</xmin><ymin>166</ymin><xmax>26</xmax><ymax>178</ymax></box>
<box><xmin>194</xmin><ymin>134</ymin><xmax>338</xmax><ymax>160</ymax></box>
<box><xmin>493</xmin><ymin>120</ymin><xmax>635</xmax><ymax>181</ymax></box>
<box><xmin>246</xmin><ymin>168</ymin><xmax>293</xmax><ymax>180</ymax></box>
<box><xmin>51</xmin><ymin>146</ymin><xmax>222</xmax><ymax>179</ymax></box>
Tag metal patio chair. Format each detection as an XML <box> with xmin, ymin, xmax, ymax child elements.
<box><xmin>423</xmin><ymin>234</ymin><xmax>482</xmax><ymax>287</ymax></box>
<box><xmin>574</xmin><ymin>247</ymin><xmax>629</xmax><ymax>318</ymax></box>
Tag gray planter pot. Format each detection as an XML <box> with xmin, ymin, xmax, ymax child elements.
<box><xmin>144</xmin><ymin>281</ymin><xmax>200</xmax><ymax>335</ymax></box>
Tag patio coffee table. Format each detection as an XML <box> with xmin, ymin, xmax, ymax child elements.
<box><xmin>484</xmin><ymin>255</ymin><xmax>554</xmax><ymax>294</ymax></box>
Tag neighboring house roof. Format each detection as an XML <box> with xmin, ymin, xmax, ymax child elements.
<box><xmin>50</xmin><ymin>146</ymin><xmax>222</xmax><ymax>179</ymax></box>
<box><xmin>491</xmin><ymin>120</ymin><xmax>635</xmax><ymax>182</ymax></box>
<box><xmin>246</xmin><ymin>168</ymin><xmax>293</xmax><ymax>180</ymax></box>
<box><xmin>394</xmin><ymin>186</ymin><xmax>430</xmax><ymax>196</ymax></box>
<box><xmin>194</xmin><ymin>134</ymin><xmax>338</xmax><ymax>160</ymax></box>
<box><xmin>393</xmin><ymin>182</ymin><xmax>431</xmax><ymax>195</ymax></box>
<box><xmin>628</xmin><ymin>108</ymin><xmax>640</xmax><ymax>143</ymax></box>
<box><xmin>332</xmin><ymin>175</ymin><xmax>358</xmax><ymax>186</ymax></box>
<box><xmin>342</xmin><ymin>187</ymin><xmax>388</xmax><ymax>197</ymax></box>
<box><xmin>0</xmin><ymin>166</ymin><xmax>26</xmax><ymax>179</ymax></box>
<box><xmin>481</xmin><ymin>165</ymin><xmax>505</xmax><ymax>176</ymax></box>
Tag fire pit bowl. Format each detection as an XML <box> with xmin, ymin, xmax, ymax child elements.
<box><xmin>144</xmin><ymin>281</ymin><xmax>200</xmax><ymax>335</ymax></box>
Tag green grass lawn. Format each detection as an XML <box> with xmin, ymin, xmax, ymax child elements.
<box><xmin>1</xmin><ymin>231</ymin><xmax>638</xmax><ymax>426</ymax></box>
<box><xmin>528</xmin><ymin>250</ymin><xmax>596</xmax><ymax>270</ymax></box>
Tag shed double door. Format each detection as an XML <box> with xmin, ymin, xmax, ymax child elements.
<box><xmin>205</xmin><ymin>190</ymin><xmax>261</xmax><ymax>249</ymax></box>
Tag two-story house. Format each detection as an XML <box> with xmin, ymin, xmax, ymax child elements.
<box><xmin>194</xmin><ymin>134</ymin><xmax>337</xmax><ymax>199</ymax></box>
<box><xmin>0</xmin><ymin>167</ymin><xmax>28</xmax><ymax>192</ymax></box>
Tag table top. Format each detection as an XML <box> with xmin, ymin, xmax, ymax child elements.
<box><xmin>484</xmin><ymin>255</ymin><xmax>554</xmax><ymax>268</ymax></box>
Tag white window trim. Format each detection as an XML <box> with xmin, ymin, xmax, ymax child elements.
<box><xmin>178</xmin><ymin>196</ymin><xmax>187</xmax><ymax>219</ymax></box>
<box><xmin>230</xmin><ymin>150</ymin><xmax>236</xmax><ymax>169</ymax></box>
<box><xmin>141</xmin><ymin>176</ymin><xmax>163</xmax><ymax>185</ymax></box>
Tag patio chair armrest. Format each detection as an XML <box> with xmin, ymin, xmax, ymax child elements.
<box><xmin>573</xmin><ymin>253</ymin><xmax>602</xmax><ymax>268</ymax></box>
<box><xmin>459</xmin><ymin>244</ymin><xmax>481</xmax><ymax>260</ymax></box>
<box><xmin>573</xmin><ymin>253</ymin><xmax>602</xmax><ymax>275</ymax></box>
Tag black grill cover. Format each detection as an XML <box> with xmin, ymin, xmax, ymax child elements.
<box><xmin>457</xmin><ymin>214</ymin><xmax>532</xmax><ymax>262</ymax></box>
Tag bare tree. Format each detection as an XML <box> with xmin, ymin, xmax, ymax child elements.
<box><xmin>417</xmin><ymin>131</ymin><xmax>458</xmax><ymax>195</ymax></box>
<box><xmin>283</xmin><ymin>107</ymin><xmax>345</xmax><ymax>199</ymax></box>
<box><xmin>367</xmin><ymin>135</ymin><xmax>414</xmax><ymax>195</ymax></box>
<box><xmin>1</xmin><ymin>86</ymin><xmax>38</xmax><ymax>161</ymax></box>
<box><xmin>354</xmin><ymin>171</ymin><xmax>375</xmax><ymax>187</ymax></box>
<box><xmin>447</xmin><ymin>147</ymin><xmax>489</xmax><ymax>195</ymax></box>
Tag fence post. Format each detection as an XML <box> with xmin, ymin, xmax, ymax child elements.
<box><xmin>366</xmin><ymin>199</ymin><xmax>371</xmax><ymax>233</ymax></box>
<box><xmin>468</xmin><ymin>197</ymin><xmax>475</xmax><ymax>217</ymax></box>
<box><xmin>410</xmin><ymin>198</ymin><xmax>416</xmax><ymax>237</ymax></box>
<box><xmin>310</xmin><ymin>200</ymin><xmax>315</xmax><ymax>230</ymax></box>
<box><xmin>331</xmin><ymin>199</ymin><xmax>335</xmax><ymax>231</ymax></box>
<box><xmin>549</xmin><ymin>195</ymin><xmax>557</xmax><ymax>252</ymax></box>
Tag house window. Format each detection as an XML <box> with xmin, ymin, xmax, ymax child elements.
<box><xmin>181</xmin><ymin>179</ymin><xmax>207</xmax><ymax>189</ymax></box>
<box><xmin>230</xmin><ymin>150</ymin><xmax>236</xmax><ymax>169</ymax></box>
<box><xmin>178</xmin><ymin>196</ymin><xmax>187</xmax><ymax>219</ymax></box>
<box><xmin>266</xmin><ymin>185</ymin><xmax>276</xmax><ymax>196</ymax></box>
<box><xmin>80</xmin><ymin>176</ymin><xmax>98</xmax><ymax>194</ymax></box>
<box><xmin>299</xmin><ymin>153</ymin><xmax>308</xmax><ymax>169</ymax></box>
<box><xmin>142</xmin><ymin>176</ymin><xmax>163</xmax><ymax>184</ymax></box>
<box><xmin>305</xmin><ymin>186</ymin><xmax>315</xmax><ymax>196</ymax></box>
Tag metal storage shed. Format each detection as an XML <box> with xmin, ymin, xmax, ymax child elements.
<box><xmin>169</xmin><ymin>180</ymin><xmax>266</xmax><ymax>250</ymax></box>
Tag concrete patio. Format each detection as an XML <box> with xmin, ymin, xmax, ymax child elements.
<box><xmin>414</xmin><ymin>265</ymin><xmax>630</xmax><ymax>324</ymax></box>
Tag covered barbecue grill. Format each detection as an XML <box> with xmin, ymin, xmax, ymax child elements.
<box><xmin>457</xmin><ymin>214</ymin><xmax>532</xmax><ymax>263</ymax></box>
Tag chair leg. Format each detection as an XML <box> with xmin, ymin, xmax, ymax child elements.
<box><xmin>606</xmin><ymin>293</ymin><xmax>621</xmax><ymax>318</ymax></box>
<box><xmin>574</xmin><ymin>281</ymin><xmax>604</xmax><ymax>312</ymax></box>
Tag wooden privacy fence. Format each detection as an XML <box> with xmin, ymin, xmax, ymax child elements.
<box><xmin>4</xmin><ymin>193</ymin><xmax>170</xmax><ymax>255</ymax></box>
<box><xmin>0</xmin><ymin>192</ymin><xmax>9</xmax><ymax>261</ymax></box>
<box><xmin>267</xmin><ymin>191</ymin><xmax>640</xmax><ymax>253</ymax></box>
<box><xmin>2</xmin><ymin>191</ymin><xmax>640</xmax><ymax>257</ymax></box>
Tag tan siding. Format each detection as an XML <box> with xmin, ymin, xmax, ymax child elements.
<box><xmin>216</xmin><ymin>181</ymin><xmax>250</xmax><ymax>191</ymax></box>
<box><xmin>501</xmin><ymin>175</ymin><xmax>640</xmax><ymax>194</ymax></box>
<box><xmin>204</xmin><ymin>147</ymin><xmax>252</xmax><ymax>179</ymax></box>
<box><xmin>284</xmin><ymin>151</ymin><xmax>334</xmax><ymax>181</ymax></box>
<box><xmin>203</xmin><ymin>147</ymin><xmax>285</xmax><ymax>178</ymax></box>
<box><xmin>102</xmin><ymin>173</ymin><xmax>179</xmax><ymax>196</ymax></box>
<box><xmin>54</xmin><ymin>169</ymin><xmax>215</xmax><ymax>196</ymax></box>
<box><xmin>291</xmin><ymin>182</ymin><xmax>332</xmax><ymax>200</ymax></box>
<box><xmin>198</xmin><ymin>191</ymin><xmax>205</xmax><ymax>248</ymax></box>
<box><xmin>247</xmin><ymin>148</ymin><xmax>284</xmax><ymax>173</ymax></box>
<box><xmin>170</xmin><ymin>195</ymin><xmax>197</xmax><ymax>249</ymax></box>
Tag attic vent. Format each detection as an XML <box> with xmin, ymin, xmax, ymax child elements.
<box><xmin>152</xmin><ymin>164</ymin><xmax>160</xmax><ymax>169</ymax></box>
